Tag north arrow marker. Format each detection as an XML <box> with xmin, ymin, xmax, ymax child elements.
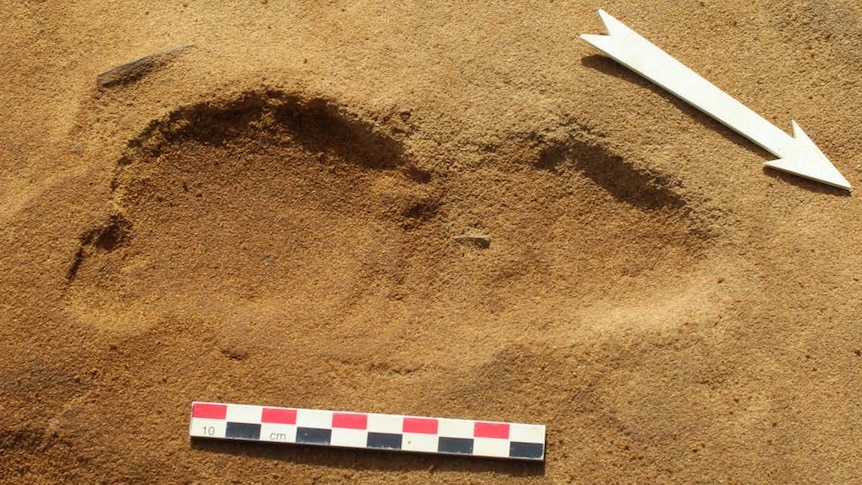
<box><xmin>581</xmin><ymin>9</ymin><xmax>851</xmax><ymax>191</ymax></box>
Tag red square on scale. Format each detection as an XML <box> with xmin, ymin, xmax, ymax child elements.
<box><xmin>403</xmin><ymin>417</ymin><xmax>438</xmax><ymax>434</ymax></box>
<box><xmin>332</xmin><ymin>413</ymin><xmax>368</xmax><ymax>430</ymax></box>
<box><xmin>192</xmin><ymin>402</ymin><xmax>227</xmax><ymax>420</ymax></box>
<box><xmin>474</xmin><ymin>421</ymin><xmax>510</xmax><ymax>439</ymax></box>
<box><xmin>261</xmin><ymin>407</ymin><xmax>297</xmax><ymax>425</ymax></box>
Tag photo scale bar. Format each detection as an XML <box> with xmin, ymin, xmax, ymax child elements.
<box><xmin>189</xmin><ymin>401</ymin><xmax>546</xmax><ymax>461</ymax></box>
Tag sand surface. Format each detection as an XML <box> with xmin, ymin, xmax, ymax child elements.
<box><xmin>3</xmin><ymin>1</ymin><xmax>862</xmax><ymax>483</ymax></box>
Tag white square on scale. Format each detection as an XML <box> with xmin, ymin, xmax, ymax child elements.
<box><xmin>259</xmin><ymin>423</ymin><xmax>297</xmax><ymax>444</ymax></box>
<box><xmin>330</xmin><ymin>428</ymin><xmax>368</xmax><ymax>448</ymax></box>
<box><xmin>190</xmin><ymin>418</ymin><xmax>227</xmax><ymax>438</ymax></box>
<box><xmin>472</xmin><ymin>437</ymin><xmax>510</xmax><ymax>458</ymax></box>
<box><xmin>296</xmin><ymin>409</ymin><xmax>333</xmax><ymax>429</ymax></box>
<box><xmin>401</xmin><ymin>433</ymin><xmax>438</xmax><ymax>453</ymax></box>
<box><xmin>366</xmin><ymin>413</ymin><xmax>403</xmax><ymax>434</ymax></box>
<box><xmin>509</xmin><ymin>423</ymin><xmax>545</xmax><ymax>444</ymax></box>
<box><xmin>437</xmin><ymin>418</ymin><xmax>473</xmax><ymax>438</ymax></box>
<box><xmin>225</xmin><ymin>404</ymin><xmax>262</xmax><ymax>423</ymax></box>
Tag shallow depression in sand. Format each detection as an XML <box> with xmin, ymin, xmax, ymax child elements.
<box><xmin>66</xmin><ymin>91</ymin><xmax>436</xmax><ymax>333</ymax></box>
<box><xmin>65</xmin><ymin>89</ymin><xmax>716</xmax><ymax>351</ymax></box>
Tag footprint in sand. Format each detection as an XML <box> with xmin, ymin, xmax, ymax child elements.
<box><xmin>64</xmin><ymin>89</ymin><xmax>718</xmax><ymax>357</ymax></box>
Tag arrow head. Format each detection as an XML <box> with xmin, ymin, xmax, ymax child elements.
<box><xmin>581</xmin><ymin>10</ymin><xmax>852</xmax><ymax>192</ymax></box>
<box><xmin>764</xmin><ymin>121</ymin><xmax>851</xmax><ymax>191</ymax></box>
<box><xmin>579</xmin><ymin>9</ymin><xmax>638</xmax><ymax>53</ymax></box>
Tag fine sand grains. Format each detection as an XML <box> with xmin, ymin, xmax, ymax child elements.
<box><xmin>3</xmin><ymin>2</ymin><xmax>862</xmax><ymax>483</ymax></box>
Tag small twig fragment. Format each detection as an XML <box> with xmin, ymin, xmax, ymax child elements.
<box><xmin>97</xmin><ymin>43</ymin><xmax>194</xmax><ymax>88</ymax></box>
<box><xmin>454</xmin><ymin>235</ymin><xmax>491</xmax><ymax>249</ymax></box>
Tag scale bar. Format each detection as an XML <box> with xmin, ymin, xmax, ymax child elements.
<box><xmin>189</xmin><ymin>401</ymin><xmax>546</xmax><ymax>461</ymax></box>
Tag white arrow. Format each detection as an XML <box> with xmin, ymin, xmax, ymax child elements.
<box><xmin>581</xmin><ymin>9</ymin><xmax>851</xmax><ymax>191</ymax></box>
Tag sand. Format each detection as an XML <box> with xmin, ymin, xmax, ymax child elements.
<box><xmin>2</xmin><ymin>1</ymin><xmax>862</xmax><ymax>483</ymax></box>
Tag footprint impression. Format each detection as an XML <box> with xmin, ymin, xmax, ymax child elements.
<box><xmin>64</xmin><ymin>89</ymin><xmax>715</xmax><ymax>358</ymax></box>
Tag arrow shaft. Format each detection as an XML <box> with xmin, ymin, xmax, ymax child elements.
<box><xmin>581</xmin><ymin>10</ymin><xmax>851</xmax><ymax>190</ymax></box>
<box><xmin>583</xmin><ymin>22</ymin><xmax>792</xmax><ymax>157</ymax></box>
